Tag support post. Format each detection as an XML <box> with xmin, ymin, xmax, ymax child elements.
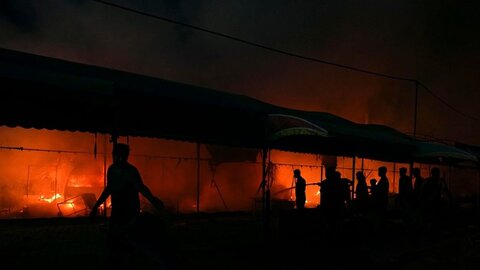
<box><xmin>393</xmin><ymin>162</ymin><xmax>396</xmax><ymax>193</ymax></box>
<box><xmin>413</xmin><ymin>80</ymin><xmax>419</xmax><ymax>138</ymax></box>
<box><xmin>351</xmin><ymin>156</ymin><xmax>356</xmax><ymax>200</ymax></box>
<box><xmin>477</xmin><ymin>169</ymin><xmax>480</xmax><ymax>219</ymax></box>
<box><xmin>103</xmin><ymin>134</ymin><xmax>108</xmax><ymax>218</ymax></box>
<box><xmin>261</xmin><ymin>146</ymin><xmax>270</xmax><ymax>237</ymax></box>
<box><xmin>319</xmin><ymin>165</ymin><xmax>324</xmax><ymax>206</ymax></box>
<box><xmin>197</xmin><ymin>143</ymin><xmax>201</xmax><ymax>213</ymax></box>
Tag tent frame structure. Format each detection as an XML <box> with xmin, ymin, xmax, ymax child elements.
<box><xmin>1</xmin><ymin>48</ymin><xmax>478</xmax><ymax>220</ymax></box>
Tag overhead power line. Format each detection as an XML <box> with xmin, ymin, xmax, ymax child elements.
<box><xmin>92</xmin><ymin>0</ymin><xmax>414</xmax><ymax>82</ymax></box>
<box><xmin>92</xmin><ymin>0</ymin><xmax>478</xmax><ymax>122</ymax></box>
<box><xmin>418</xmin><ymin>82</ymin><xmax>479</xmax><ymax>122</ymax></box>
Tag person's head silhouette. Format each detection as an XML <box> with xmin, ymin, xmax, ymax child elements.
<box><xmin>112</xmin><ymin>143</ymin><xmax>129</xmax><ymax>164</ymax></box>
<box><xmin>356</xmin><ymin>171</ymin><xmax>366</xmax><ymax>181</ymax></box>
<box><xmin>412</xmin><ymin>168</ymin><xmax>421</xmax><ymax>178</ymax></box>
<box><xmin>378</xmin><ymin>166</ymin><xmax>387</xmax><ymax>177</ymax></box>
<box><xmin>431</xmin><ymin>167</ymin><xmax>440</xmax><ymax>178</ymax></box>
<box><xmin>325</xmin><ymin>166</ymin><xmax>336</xmax><ymax>179</ymax></box>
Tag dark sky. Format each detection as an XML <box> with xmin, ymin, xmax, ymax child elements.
<box><xmin>1</xmin><ymin>0</ymin><xmax>480</xmax><ymax>145</ymax></box>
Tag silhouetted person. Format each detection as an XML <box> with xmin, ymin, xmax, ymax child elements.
<box><xmin>294</xmin><ymin>169</ymin><xmax>306</xmax><ymax>209</ymax></box>
<box><xmin>371</xmin><ymin>166</ymin><xmax>389</xmax><ymax>216</ymax></box>
<box><xmin>421</xmin><ymin>167</ymin><xmax>452</xmax><ymax>225</ymax></box>
<box><xmin>320</xmin><ymin>167</ymin><xmax>347</xmax><ymax>219</ymax></box>
<box><xmin>369</xmin><ymin>179</ymin><xmax>377</xmax><ymax>195</ymax></box>
<box><xmin>90</xmin><ymin>143</ymin><xmax>165</xmax><ymax>269</ymax></box>
<box><xmin>412</xmin><ymin>167</ymin><xmax>424</xmax><ymax>207</ymax></box>
<box><xmin>355</xmin><ymin>171</ymin><xmax>369</xmax><ymax>214</ymax></box>
<box><xmin>368</xmin><ymin>179</ymin><xmax>377</xmax><ymax>209</ymax></box>
<box><xmin>337</xmin><ymin>171</ymin><xmax>353</xmax><ymax>209</ymax></box>
<box><xmin>398</xmin><ymin>167</ymin><xmax>413</xmax><ymax>211</ymax></box>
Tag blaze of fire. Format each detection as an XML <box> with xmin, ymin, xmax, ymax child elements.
<box><xmin>0</xmin><ymin>126</ymin><xmax>477</xmax><ymax>218</ymax></box>
<box><xmin>39</xmin><ymin>193</ymin><xmax>62</xmax><ymax>203</ymax></box>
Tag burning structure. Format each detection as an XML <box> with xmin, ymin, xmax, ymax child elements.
<box><xmin>0</xmin><ymin>48</ymin><xmax>478</xmax><ymax>219</ymax></box>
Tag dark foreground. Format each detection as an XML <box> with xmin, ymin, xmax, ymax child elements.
<box><xmin>1</xmin><ymin>208</ymin><xmax>480</xmax><ymax>270</ymax></box>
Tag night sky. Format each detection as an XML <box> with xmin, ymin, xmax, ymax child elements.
<box><xmin>1</xmin><ymin>0</ymin><xmax>480</xmax><ymax>145</ymax></box>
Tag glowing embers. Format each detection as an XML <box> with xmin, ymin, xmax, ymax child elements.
<box><xmin>57</xmin><ymin>193</ymin><xmax>97</xmax><ymax>217</ymax></box>
<box><xmin>39</xmin><ymin>193</ymin><xmax>62</xmax><ymax>203</ymax></box>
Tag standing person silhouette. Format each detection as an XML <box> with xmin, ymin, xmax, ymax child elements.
<box><xmin>372</xmin><ymin>166</ymin><xmax>389</xmax><ymax>216</ymax></box>
<box><xmin>354</xmin><ymin>171</ymin><xmax>369</xmax><ymax>214</ymax></box>
<box><xmin>294</xmin><ymin>169</ymin><xmax>306</xmax><ymax>209</ymax></box>
<box><xmin>412</xmin><ymin>167</ymin><xmax>424</xmax><ymax>206</ymax></box>
<box><xmin>90</xmin><ymin>143</ymin><xmax>165</xmax><ymax>269</ymax></box>
<box><xmin>398</xmin><ymin>167</ymin><xmax>414</xmax><ymax>211</ymax></box>
<box><xmin>422</xmin><ymin>167</ymin><xmax>452</xmax><ymax>226</ymax></box>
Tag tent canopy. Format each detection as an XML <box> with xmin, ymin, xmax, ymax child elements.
<box><xmin>0</xmin><ymin>48</ymin><xmax>271</xmax><ymax>148</ymax></box>
<box><xmin>414</xmin><ymin>141</ymin><xmax>478</xmax><ymax>165</ymax></box>
<box><xmin>1</xmin><ymin>48</ymin><xmax>477</xmax><ymax>165</ymax></box>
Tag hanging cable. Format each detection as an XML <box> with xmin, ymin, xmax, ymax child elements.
<box><xmin>0</xmin><ymin>145</ymin><xmax>92</xmax><ymax>155</ymax></box>
<box><xmin>91</xmin><ymin>0</ymin><xmax>480</xmax><ymax>123</ymax></box>
<box><xmin>418</xmin><ymin>82</ymin><xmax>480</xmax><ymax>122</ymax></box>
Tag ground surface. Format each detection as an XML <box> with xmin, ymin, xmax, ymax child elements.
<box><xmin>1</xmin><ymin>208</ymin><xmax>480</xmax><ymax>269</ymax></box>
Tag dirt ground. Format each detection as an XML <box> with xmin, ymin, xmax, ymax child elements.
<box><xmin>1</xmin><ymin>208</ymin><xmax>480</xmax><ymax>270</ymax></box>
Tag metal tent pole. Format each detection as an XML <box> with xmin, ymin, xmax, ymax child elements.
<box><xmin>196</xmin><ymin>143</ymin><xmax>201</xmax><ymax>213</ymax></box>
<box><xmin>413</xmin><ymin>80</ymin><xmax>419</xmax><ymax>137</ymax></box>
<box><xmin>103</xmin><ymin>134</ymin><xmax>108</xmax><ymax>218</ymax></box>
<box><xmin>393</xmin><ymin>162</ymin><xmax>396</xmax><ymax>193</ymax></box>
<box><xmin>351</xmin><ymin>156</ymin><xmax>356</xmax><ymax>200</ymax></box>
<box><xmin>261</xmin><ymin>146</ymin><xmax>271</xmax><ymax>238</ymax></box>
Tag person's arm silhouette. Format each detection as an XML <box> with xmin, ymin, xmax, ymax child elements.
<box><xmin>132</xmin><ymin>167</ymin><xmax>164</xmax><ymax>211</ymax></box>
<box><xmin>89</xmin><ymin>185</ymin><xmax>111</xmax><ymax>220</ymax></box>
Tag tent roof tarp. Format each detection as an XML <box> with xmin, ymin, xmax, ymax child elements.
<box><xmin>414</xmin><ymin>141</ymin><xmax>478</xmax><ymax>165</ymax></box>
<box><xmin>1</xmin><ymin>48</ymin><xmax>476</xmax><ymax>165</ymax></box>
<box><xmin>0</xmin><ymin>48</ymin><xmax>272</xmax><ymax>148</ymax></box>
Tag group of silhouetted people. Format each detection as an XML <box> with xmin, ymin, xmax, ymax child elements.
<box><xmin>292</xmin><ymin>164</ymin><xmax>453</xmax><ymax>227</ymax></box>
<box><xmin>317</xmin><ymin>167</ymin><xmax>352</xmax><ymax>219</ymax></box>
